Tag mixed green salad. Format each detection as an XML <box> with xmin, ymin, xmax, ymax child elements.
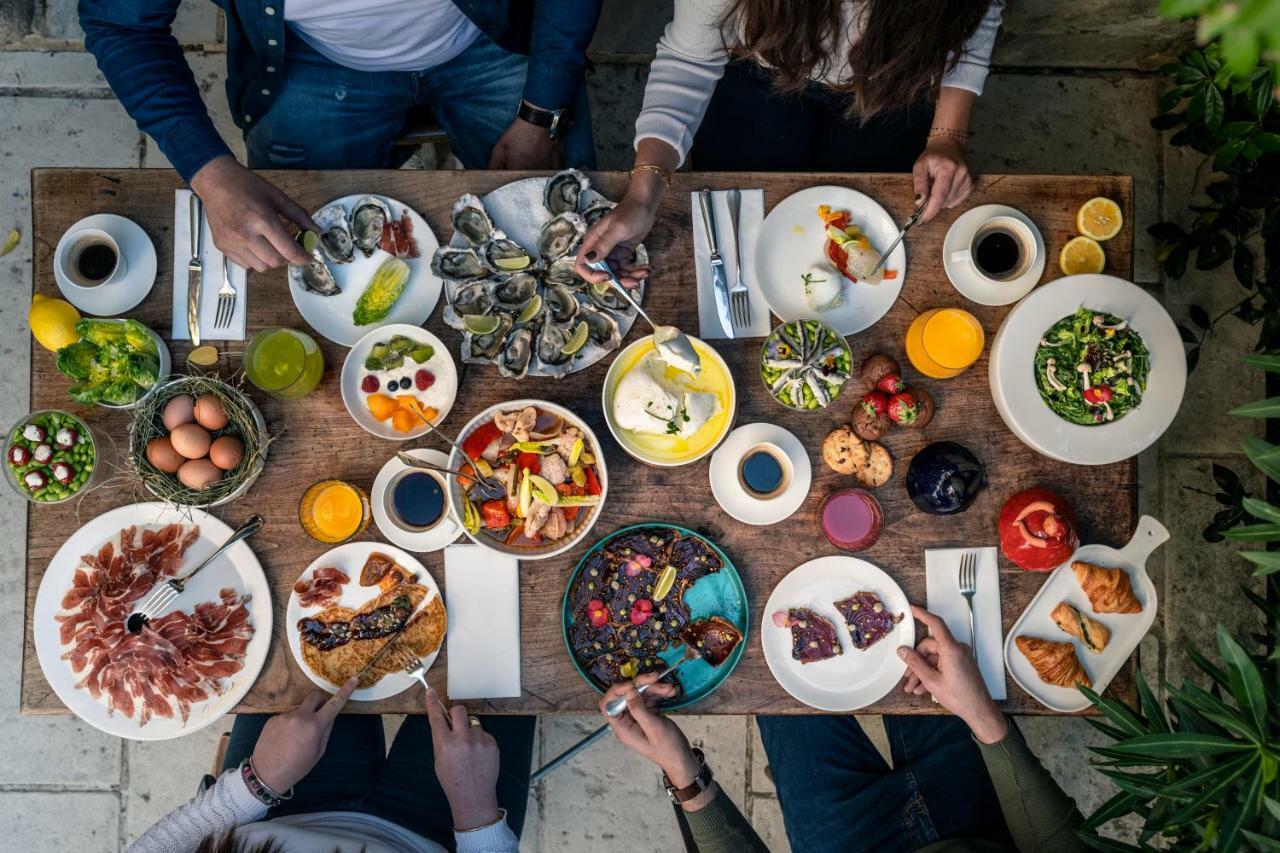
<box><xmin>1034</xmin><ymin>307</ymin><xmax>1149</xmax><ymax>426</ymax></box>
<box><xmin>55</xmin><ymin>319</ymin><xmax>161</xmax><ymax>406</ymax></box>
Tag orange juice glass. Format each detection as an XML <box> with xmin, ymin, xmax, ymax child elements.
<box><xmin>906</xmin><ymin>308</ymin><xmax>985</xmax><ymax>379</ymax></box>
<box><xmin>300</xmin><ymin>479</ymin><xmax>370</xmax><ymax>543</ymax></box>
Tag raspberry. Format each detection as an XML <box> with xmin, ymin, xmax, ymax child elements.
<box><xmin>415</xmin><ymin>370</ymin><xmax>435</xmax><ymax>391</ymax></box>
<box><xmin>360</xmin><ymin>375</ymin><xmax>380</xmax><ymax>394</ymax></box>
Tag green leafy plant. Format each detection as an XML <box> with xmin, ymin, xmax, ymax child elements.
<box><xmin>1158</xmin><ymin>0</ymin><xmax>1280</xmax><ymax>83</ymax></box>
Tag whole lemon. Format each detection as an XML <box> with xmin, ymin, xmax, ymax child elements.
<box><xmin>29</xmin><ymin>294</ymin><xmax>82</xmax><ymax>352</ymax></box>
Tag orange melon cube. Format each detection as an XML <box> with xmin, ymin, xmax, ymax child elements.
<box><xmin>366</xmin><ymin>393</ymin><xmax>398</xmax><ymax>422</ymax></box>
<box><xmin>391</xmin><ymin>409</ymin><xmax>417</xmax><ymax>433</ymax></box>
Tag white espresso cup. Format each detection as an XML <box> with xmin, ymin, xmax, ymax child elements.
<box><xmin>58</xmin><ymin>227</ymin><xmax>128</xmax><ymax>289</ymax></box>
<box><xmin>949</xmin><ymin>215</ymin><xmax>1037</xmax><ymax>283</ymax></box>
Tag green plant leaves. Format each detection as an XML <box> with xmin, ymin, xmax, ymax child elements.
<box><xmin>1103</xmin><ymin>733</ymin><xmax>1252</xmax><ymax>759</ymax></box>
<box><xmin>1217</xmin><ymin>627</ymin><xmax>1268</xmax><ymax>735</ymax></box>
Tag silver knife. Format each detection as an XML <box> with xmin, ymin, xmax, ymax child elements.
<box><xmin>869</xmin><ymin>198</ymin><xmax>927</xmax><ymax>277</ymax></box>
<box><xmin>187</xmin><ymin>193</ymin><xmax>203</xmax><ymax>346</ymax></box>
<box><xmin>697</xmin><ymin>189</ymin><xmax>734</xmax><ymax>339</ymax></box>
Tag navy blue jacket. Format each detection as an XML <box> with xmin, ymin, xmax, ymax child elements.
<box><xmin>80</xmin><ymin>0</ymin><xmax>604</xmax><ymax>182</ymax></box>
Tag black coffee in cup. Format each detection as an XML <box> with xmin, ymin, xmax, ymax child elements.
<box><xmin>969</xmin><ymin>217</ymin><xmax>1034</xmax><ymax>282</ymax></box>
<box><xmin>75</xmin><ymin>242</ymin><xmax>119</xmax><ymax>284</ymax></box>
<box><xmin>738</xmin><ymin>443</ymin><xmax>790</xmax><ymax>499</ymax></box>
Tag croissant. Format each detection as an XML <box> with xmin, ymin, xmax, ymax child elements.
<box><xmin>1015</xmin><ymin>635</ymin><xmax>1091</xmax><ymax>688</ymax></box>
<box><xmin>1072</xmin><ymin>560</ymin><xmax>1142</xmax><ymax>614</ymax></box>
<box><xmin>1051</xmin><ymin>602</ymin><xmax>1110</xmax><ymax>653</ymax></box>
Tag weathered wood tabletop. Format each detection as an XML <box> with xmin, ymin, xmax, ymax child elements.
<box><xmin>23</xmin><ymin>168</ymin><xmax>1137</xmax><ymax>717</ymax></box>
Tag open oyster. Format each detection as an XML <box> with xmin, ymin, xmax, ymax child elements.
<box><xmin>579</xmin><ymin>304</ymin><xmax>621</xmax><ymax>349</ymax></box>
<box><xmin>313</xmin><ymin>203</ymin><xmax>354</xmax><ymax>264</ymax></box>
<box><xmin>462</xmin><ymin>314</ymin><xmax>513</xmax><ymax>363</ymax></box>
<box><xmin>450</xmin><ymin>280</ymin><xmax>493</xmax><ymax>317</ymax></box>
<box><xmin>351</xmin><ymin>196</ymin><xmax>390</xmax><ymax>257</ymax></box>
<box><xmin>543</xmin><ymin>255</ymin><xmax>586</xmax><ymax>288</ymax></box>
<box><xmin>452</xmin><ymin>194</ymin><xmax>493</xmax><ymax>247</ymax></box>
<box><xmin>537</xmin><ymin>211</ymin><xmax>586</xmax><ymax>260</ymax></box>
<box><xmin>544</xmin><ymin>169</ymin><xmax>590</xmax><ymax>216</ymax></box>
<box><xmin>484</xmin><ymin>235</ymin><xmax>532</xmax><ymax>273</ymax></box>
<box><xmin>493</xmin><ymin>272</ymin><xmax>538</xmax><ymax>310</ymax></box>
<box><xmin>293</xmin><ymin>251</ymin><xmax>341</xmax><ymax>296</ymax></box>
<box><xmin>581</xmin><ymin>199</ymin><xmax>614</xmax><ymax>228</ymax></box>
<box><xmin>432</xmin><ymin>247</ymin><xmax>488</xmax><ymax>282</ymax></box>
<box><xmin>536</xmin><ymin>320</ymin><xmax>573</xmax><ymax>376</ymax></box>
<box><xmin>543</xmin><ymin>283</ymin><xmax>580</xmax><ymax>323</ymax></box>
<box><xmin>588</xmin><ymin>280</ymin><xmax>630</xmax><ymax>313</ymax></box>
<box><xmin>498</xmin><ymin>326</ymin><xmax>533</xmax><ymax>380</ymax></box>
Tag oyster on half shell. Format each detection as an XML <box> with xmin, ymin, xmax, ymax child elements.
<box><xmin>543</xmin><ymin>255</ymin><xmax>586</xmax><ymax>288</ymax></box>
<box><xmin>451</xmin><ymin>194</ymin><xmax>493</xmax><ymax>247</ymax></box>
<box><xmin>498</xmin><ymin>326</ymin><xmax>533</xmax><ymax>380</ymax></box>
<box><xmin>543</xmin><ymin>283</ymin><xmax>580</xmax><ymax>323</ymax></box>
<box><xmin>581</xmin><ymin>199</ymin><xmax>614</xmax><ymax>228</ymax></box>
<box><xmin>450</xmin><ymin>280</ymin><xmax>493</xmax><ymax>317</ymax></box>
<box><xmin>313</xmin><ymin>203</ymin><xmax>355</xmax><ymax>264</ymax></box>
<box><xmin>432</xmin><ymin>246</ymin><xmax>488</xmax><ymax>282</ymax></box>
<box><xmin>544</xmin><ymin>169</ymin><xmax>590</xmax><ymax>216</ymax></box>
<box><xmin>535</xmin><ymin>320</ymin><xmax>574</xmax><ymax>376</ymax></box>
<box><xmin>293</xmin><ymin>251</ymin><xmax>341</xmax><ymax>296</ymax></box>
<box><xmin>537</xmin><ymin>211</ymin><xmax>586</xmax><ymax>260</ymax></box>
<box><xmin>484</xmin><ymin>235</ymin><xmax>533</xmax><ymax>273</ymax></box>
<box><xmin>351</xmin><ymin>196</ymin><xmax>391</xmax><ymax>257</ymax></box>
<box><xmin>579</xmin><ymin>304</ymin><xmax>621</xmax><ymax>349</ymax></box>
<box><xmin>462</xmin><ymin>314</ymin><xmax>513</xmax><ymax>363</ymax></box>
<box><xmin>492</xmin><ymin>272</ymin><xmax>539</xmax><ymax>310</ymax></box>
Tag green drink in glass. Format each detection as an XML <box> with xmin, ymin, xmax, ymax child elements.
<box><xmin>246</xmin><ymin>328</ymin><xmax>324</xmax><ymax>400</ymax></box>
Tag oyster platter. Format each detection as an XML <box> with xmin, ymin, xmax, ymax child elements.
<box><xmin>288</xmin><ymin>194</ymin><xmax>443</xmax><ymax>347</ymax></box>
<box><xmin>433</xmin><ymin>170</ymin><xmax>647</xmax><ymax>379</ymax></box>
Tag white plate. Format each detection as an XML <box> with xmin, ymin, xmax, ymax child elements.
<box><xmin>943</xmin><ymin>204</ymin><xmax>1046</xmax><ymax>306</ymax></box>
<box><xmin>32</xmin><ymin>503</ymin><xmax>271</xmax><ymax>741</ymax></box>
<box><xmin>754</xmin><ymin>186</ymin><xmax>905</xmax><ymax>335</ymax></box>
<box><xmin>286</xmin><ymin>541</ymin><xmax>443</xmax><ymax>702</ymax></box>
<box><xmin>708</xmin><ymin>423</ymin><xmax>810</xmax><ymax>526</ymax></box>
<box><xmin>371</xmin><ymin>448</ymin><xmax>462</xmax><ymax>552</ymax></box>
<box><xmin>289</xmin><ymin>195</ymin><xmax>442</xmax><ymax>347</ymax></box>
<box><xmin>989</xmin><ymin>274</ymin><xmax>1186</xmax><ymax>465</ymax></box>
<box><xmin>1004</xmin><ymin>516</ymin><xmax>1167</xmax><ymax>712</ymax></box>
<box><xmin>340</xmin><ymin>323</ymin><xmax>458</xmax><ymax>440</ymax></box>
<box><xmin>761</xmin><ymin>556</ymin><xmax>913</xmax><ymax>711</ymax></box>
<box><xmin>54</xmin><ymin>214</ymin><xmax>157</xmax><ymax>317</ymax></box>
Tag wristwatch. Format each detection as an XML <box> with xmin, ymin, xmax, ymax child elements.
<box><xmin>662</xmin><ymin>748</ymin><xmax>714</xmax><ymax>804</ymax></box>
<box><xmin>518</xmin><ymin>99</ymin><xmax>574</xmax><ymax>140</ymax></box>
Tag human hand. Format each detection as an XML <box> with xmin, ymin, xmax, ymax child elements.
<box><xmin>190</xmin><ymin>155</ymin><xmax>316</xmax><ymax>271</ymax></box>
<box><xmin>488</xmin><ymin>117</ymin><xmax>562</xmax><ymax>170</ymax></box>
<box><xmin>911</xmin><ymin>136</ymin><xmax>974</xmax><ymax>224</ymax></box>
<box><xmin>898</xmin><ymin>606</ymin><xmax>1008</xmax><ymax>744</ymax></box>
<box><xmin>574</xmin><ymin>185</ymin><xmax>659</xmax><ymax>288</ymax></box>
<box><xmin>425</xmin><ymin>688</ymin><xmax>502</xmax><ymax>831</ymax></box>
<box><xmin>599</xmin><ymin>674</ymin><xmax>703</xmax><ymax>787</ymax></box>
<box><xmin>250</xmin><ymin>677</ymin><xmax>357</xmax><ymax>793</ymax></box>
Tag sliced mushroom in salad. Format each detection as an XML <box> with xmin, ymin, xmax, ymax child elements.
<box><xmin>1034</xmin><ymin>307</ymin><xmax>1149</xmax><ymax>425</ymax></box>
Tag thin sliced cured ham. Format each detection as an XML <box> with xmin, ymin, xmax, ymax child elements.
<box><xmin>294</xmin><ymin>567</ymin><xmax>350</xmax><ymax>609</ymax></box>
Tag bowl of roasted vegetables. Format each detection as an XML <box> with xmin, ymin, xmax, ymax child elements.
<box><xmin>54</xmin><ymin>318</ymin><xmax>171</xmax><ymax>409</ymax></box>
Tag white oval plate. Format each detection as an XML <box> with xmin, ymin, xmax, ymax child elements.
<box><xmin>943</xmin><ymin>204</ymin><xmax>1046</xmax><ymax>306</ymax></box>
<box><xmin>755</xmin><ymin>185</ymin><xmax>905</xmax><ymax>335</ymax></box>
<box><xmin>33</xmin><ymin>503</ymin><xmax>271</xmax><ymax>741</ymax></box>
<box><xmin>289</xmin><ymin>194</ymin><xmax>442</xmax><ymax>347</ymax></box>
<box><xmin>340</xmin><ymin>323</ymin><xmax>458</xmax><ymax>441</ymax></box>
<box><xmin>371</xmin><ymin>448</ymin><xmax>462</xmax><ymax>553</ymax></box>
<box><xmin>54</xmin><ymin>213</ymin><xmax>157</xmax><ymax>317</ymax></box>
<box><xmin>989</xmin><ymin>274</ymin><xmax>1186</xmax><ymax>465</ymax></box>
<box><xmin>1004</xmin><ymin>516</ymin><xmax>1167</xmax><ymax>712</ymax></box>
<box><xmin>761</xmin><ymin>556</ymin><xmax>913</xmax><ymax>711</ymax></box>
<box><xmin>286</xmin><ymin>541</ymin><xmax>443</xmax><ymax>702</ymax></box>
<box><xmin>708</xmin><ymin>423</ymin><xmax>810</xmax><ymax>526</ymax></box>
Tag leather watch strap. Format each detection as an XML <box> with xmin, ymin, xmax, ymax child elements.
<box><xmin>518</xmin><ymin>99</ymin><xmax>573</xmax><ymax>140</ymax></box>
<box><xmin>663</xmin><ymin>748</ymin><xmax>713</xmax><ymax>804</ymax></box>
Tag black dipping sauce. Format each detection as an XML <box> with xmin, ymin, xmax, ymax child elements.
<box><xmin>392</xmin><ymin>471</ymin><xmax>444</xmax><ymax>528</ymax></box>
<box><xmin>741</xmin><ymin>450</ymin><xmax>784</xmax><ymax>496</ymax></box>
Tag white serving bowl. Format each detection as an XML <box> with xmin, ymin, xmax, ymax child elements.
<box><xmin>340</xmin><ymin>323</ymin><xmax>458</xmax><ymax>441</ymax></box>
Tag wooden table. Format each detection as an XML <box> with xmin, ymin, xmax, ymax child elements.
<box><xmin>23</xmin><ymin>169</ymin><xmax>1137</xmax><ymax>717</ymax></box>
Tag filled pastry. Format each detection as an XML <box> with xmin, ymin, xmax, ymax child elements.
<box><xmin>1072</xmin><ymin>560</ymin><xmax>1142</xmax><ymax>614</ymax></box>
<box><xmin>1051</xmin><ymin>602</ymin><xmax>1110</xmax><ymax>653</ymax></box>
<box><xmin>1015</xmin><ymin>635</ymin><xmax>1091</xmax><ymax>688</ymax></box>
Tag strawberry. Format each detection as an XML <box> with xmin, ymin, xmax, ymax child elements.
<box><xmin>860</xmin><ymin>391</ymin><xmax>889</xmax><ymax>417</ymax></box>
<box><xmin>415</xmin><ymin>369</ymin><xmax>435</xmax><ymax>391</ymax></box>
<box><xmin>360</xmin><ymin>375</ymin><xmax>380</xmax><ymax>394</ymax></box>
<box><xmin>887</xmin><ymin>390</ymin><xmax>919</xmax><ymax>425</ymax></box>
<box><xmin>876</xmin><ymin>373</ymin><xmax>905</xmax><ymax>395</ymax></box>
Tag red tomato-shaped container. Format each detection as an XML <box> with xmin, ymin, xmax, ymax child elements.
<box><xmin>998</xmin><ymin>488</ymin><xmax>1079</xmax><ymax>571</ymax></box>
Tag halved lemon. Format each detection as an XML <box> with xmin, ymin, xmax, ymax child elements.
<box><xmin>463</xmin><ymin>314</ymin><xmax>502</xmax><ymax>335</ymax></box>
<box><xmin>517</xmin><ymin>294</ymin><xmax>543</xmax><ymax>324</ymax></box>
<box><xmin>1059</xmin><ymin>236</ymin><xmax>1106</xmax><ymax>275</ymax></box>
<box><xmin>1076</xmin><ymin>197</ymin><xmax>1123</xmax><ymax>241</ymax></box>
<box><xmin>561</xmin><ymin>321</ymin><xmax>589</xmax><ymax>356</ymax></box>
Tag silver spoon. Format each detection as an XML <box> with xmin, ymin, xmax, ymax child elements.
<box><xmin>402</xmin><ymin>407</ymin><xmax>506</xmax><ymax>498</ymax></box>
<box><xmin>585</xmin><ymin>258</ymin><xmax>701</xmax><ymax>374</ymax></box>
<box><xmin>395</xmin><ymin>451</ymin><xmax>507</xmax><ymax>502</ymax></box>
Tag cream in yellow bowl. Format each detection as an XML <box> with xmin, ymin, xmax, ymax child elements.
<box><xmin>602</xmin><ymin>335</ymin><xmax>736</xmax><ymax>467</ymax></box>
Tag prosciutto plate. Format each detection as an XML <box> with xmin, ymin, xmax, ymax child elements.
<box><xmin>33</xmin><ymin>503</ymin><xmax>271</xmax><ymax>740</ymax></box>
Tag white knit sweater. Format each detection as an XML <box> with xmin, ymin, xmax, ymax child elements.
<box><xmin>635</xmin><ymin>0</ymin><xmax>1005</xmax><ymax>163</ymax></box>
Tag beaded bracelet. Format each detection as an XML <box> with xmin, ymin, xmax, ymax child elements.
<box><xmin>629</xmin><ymin>163</ymin><xmax>673</xmax><ymax>190</ymax></box>
<box><xmin>240</xmin><ymin>758</ymin><xmax>294</xmax><ymax>807</ymax></box>
<box><xmin>928</xmin><ymin>127</ymin><xmax>970</xmax><ymax>144</ymax></box>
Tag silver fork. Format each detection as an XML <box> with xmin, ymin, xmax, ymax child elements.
<box><xmin>214</xmin><ymin>255</ymin><xmax>237</xmax><ymax>330</ymax></box>
<box><xmin>391</xmin><ymin>645</ymin><xmax>452</xmax><ymax>716</ymax></box>
<box><xmin>725</xmin><ymin>188</ymin><xmax>753</xmax><ymax>330</ymax></box>
<box><xmin>958</xmin><ymin>551</ymin><xmax>979</xmax><ymax>660</ymax></box>
<box><xmin>125</xmin><ymin>515</ymin><xmax>262</xmax><ymax>633</ymax></box>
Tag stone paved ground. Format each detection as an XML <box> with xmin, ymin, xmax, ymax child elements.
<box><xmin>0</xmin><ymin>2</ymin><xmax>1267</xmax><ymax>850</ymax></box>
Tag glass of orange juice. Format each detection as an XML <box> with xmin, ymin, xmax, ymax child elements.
<box><xmin>905</xmin><ymin>308</ymin><xmax>986</xmax><ymax>379</ymax></box>
<box><xmin>299</xmin><ymin>479</ymin><xmax>370</xmax><ymax>543</ymax></box>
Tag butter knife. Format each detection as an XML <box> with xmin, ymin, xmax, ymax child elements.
<box><xmin>869</xmin><ymin>198</ymin><xmax>927</xmax><ymax>278</ymax></box>
<box><xmin>697</xmin><ymin>189</ymin><xmax>734</xmax><ymax>339</ymax></box>
<box><xmin>187</xmin><ymin>193</ymin><xmax>203</xmax><ymax>346</ymax></box>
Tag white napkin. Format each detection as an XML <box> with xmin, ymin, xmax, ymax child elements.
<box><xmin>925</xmin><ymin>547</ymin><xmax>1006</xmax><ymax>700</ymax></box>
<box><xmin>171</xmin><ymin>189</ymin><xmax>248</xmax><ymax>340</ymax></box>
<box><xmin>444</xmin><ymin>545</ymin><xmax>521</xmax><ymax>699</ymax></box>
<box><xmin>689</xmin><ymin>189</ymin><xmax>772</xmax><ymax>339</ymax></box>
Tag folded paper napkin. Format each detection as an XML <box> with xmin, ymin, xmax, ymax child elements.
<box><xmin>444</xmin><ymin>545</ymin><xmax>521</xmax><ymax>699</ymax></box>
<box><xmin>689</xmin><ymin>189</ymin><xmax>772</xmax><ymax>340</ymax></box>
<box><xmin>924</xmin><ymin>546</ymin><xmax>1007</xmax><ymax>700</ymax></box>
<box><xmin>171</xmin><ymin>189</ymin><xmax>247</xmax><ymax>341</ymax></box>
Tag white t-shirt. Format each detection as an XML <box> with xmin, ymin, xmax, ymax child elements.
<box><xmin>285</xmin><ymin>0</ymin><xmax>482</xmax><ymax>72</ymax></box>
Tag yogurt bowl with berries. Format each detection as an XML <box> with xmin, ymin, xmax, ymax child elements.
<box><xmin>4</xmin><ymin>410</ymin><xmax>97</xmax><ymax>504</ymax></box>
<box><xmin>340</xmin><ymin>324</ymin><xmax>458</xmax><ymax>440</ymax></box>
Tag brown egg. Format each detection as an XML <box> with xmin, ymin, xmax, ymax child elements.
<box><xmin>144</xmin><ymin>435</ymin><xmax>184</xmax><ymax>474</ymax></box>
<box><xmin>177</xmin><ymin>458</ymin><xmax>223</xmax><ymax>490</ymax></box>
<box><xmin>193</xmin><ymin>394</ymin><xmax>229</xmax><ymax>431</ymax></box>
<box><xmin>162</xmin><ymin>394</ymin><xmax>196</xmax><ymax>431</ymax></box>
<box><xmin>169</xmin><ymin>422</ymin><xmax>212</xmax><ymax>459</ymax></box>
<box><xmin>208</xmin><ymin>435</ymin><xmax>244</xmax><ymax>471</ymax></box>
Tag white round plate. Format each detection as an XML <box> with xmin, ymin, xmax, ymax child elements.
<box><xmin>761</xmin><ymin>556</ymin><xmax>913</xmax><ymax>712</ymax></box>
<box><xmin>340</xmin><ymin>323</ymin><xmax>457</xmax><ymax>440</ymax></box>
<box><xmin>755</xmin><ymin>185</ymin><xmax>905</xmax><ymax>335</ymax></box>
<box><xmin>54</xmin><ymin>214</ymin><xmax>157</xmax><ymax>316</ymax></box>
<box><xmin>32</xmin><ymin>503</ymin><xmax>272</xmax><ymax>741</ymax></box>
<box><xmin>989</xmin><ymin>274</ymin><xmax>1186</xmax><ymax>465</ymax></box>
<box><xmin>286</xmin><ymin>541</ymin><xmax>443</xmax><ymax>702</ymax></box>
<box><xmin>289</xmin><ymin>194</ymin><xmax>442</xmax><ymax>347</ymax></box>
<box><xmin>943</xmin><ymin>204</ymin><xmax>1046</xmax><ymax>306</ymax></box>
<box><xmin>371</xmin><ymin>448</ymin><xmax>462</xmax><ymax>552</ymax></box>
<box><xmin>709</xmin><ymin>423</ymin><xmax>810</xmax><ymax>525</ymax></box>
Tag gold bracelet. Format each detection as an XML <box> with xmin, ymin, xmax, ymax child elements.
<box><xmin>629</xmin><ymin>164</ymin><xmax>672</xmax><ymax>189</ymax></box>
<box><xmin>928</xmin><ymin>127</ymin><xmax>970</xmax><ymax>144</ymax></box>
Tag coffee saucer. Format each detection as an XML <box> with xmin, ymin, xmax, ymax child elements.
<box><xmin>943</xmin><ymin>204</ymin><xmax>1045</xmax><ymax>306</ymax></box>
<box><xmin>371</xmin><ymin>448</ymin><xmax>461</xmax><ymax>553</ymax></box>
<box><xmin>709</xmin><ymin>423</ymin><xmax>811</xmax><ymax>526</ymax></box>
<box><xmin>54</xmin><ymin>213</ymin><xmax>157</xmax><ymax>316</ymax></box>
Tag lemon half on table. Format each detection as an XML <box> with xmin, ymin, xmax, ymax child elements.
<box><xmin>1077</xmin><ymin>197</ymin><xmax>1123</xmax><ymax>241</ymax></box>
<box><xmin>1060</xmin><ymin>236</ymin><xmax>1106</xmax><ymax>275</ymax></box>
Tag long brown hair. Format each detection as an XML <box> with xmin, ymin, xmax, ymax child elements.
<box><xmin>720</xmin><ymin>0</ymin><xmax>995</xmax><ymax>120</ymax></box>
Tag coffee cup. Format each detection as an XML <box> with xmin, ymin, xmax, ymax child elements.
<box><xmin>737</xmin><ymin>442</ymin><xmax>792</xmax><ymax>500</ymax></box>
<box><xmin>385</xmin><ymin>467</ymin><xmax>451</xmax><ymax>533</ymax></box>
<box><xmin>58</xmin><ymin>227</ymin><xmax>127</xmax><ymax>289</ymax></box>
<box><xmin>949</xmin><ymin>215</ymin><xmax>1037</xmax><ymax>283</ymax></box>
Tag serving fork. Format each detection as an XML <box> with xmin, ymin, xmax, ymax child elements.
<box><xmin>725</xmin><ymin>188</ymin><xmax>753</xmax><ymax>331</ymax></box>
<box><xmin>958</xmin><ymin>550</ymin><xmax>979</xmax><ymax>660</ymax></box>
<box><xmin>214</xmin><ymin>255</ymin><xmax>238</xmax><ymax>330</ymax></box>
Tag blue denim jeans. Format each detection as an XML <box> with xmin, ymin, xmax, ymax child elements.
<box><xmin>245</xmin><ymin>28</ymin><xmax>595</xmax><ymax>170</ymax></box>
<box><xmin>757</xmin><ymin>714</ymin><xmax>1012</xmax><ymax>853</ymax></box>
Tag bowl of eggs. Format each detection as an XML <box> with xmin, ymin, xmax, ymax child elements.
<box><xmin>127</xmin><ymin>375</ymin><xmax>268</xmax><ymax>508</ymax></box>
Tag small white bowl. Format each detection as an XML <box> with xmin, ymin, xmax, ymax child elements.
<box><xmin>83</xmin><ymin>321</ymin><xmax>172</xmax><ymax>410</ymax></box>
<box><xmin>340</xmin><ymin>323</ymin><xmax>457</xmax><ymax>441</ymax></box>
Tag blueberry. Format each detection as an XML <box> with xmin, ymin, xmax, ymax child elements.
<box><xmin>399</xmin><ymin>377</ymin><xmax>411</xmax><ymax>390</ymax></box>
<box><xmin>386</xmin><ymin>379</ymin><xmax>398</xmax><ymax>392</ymax></box>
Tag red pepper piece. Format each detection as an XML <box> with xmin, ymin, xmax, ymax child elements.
<box><xmin>463</xmin><ymin>422</ymin><xmax>502</xmax><ymax>460</ymax></box>
<box><xmin>481</xmin><ymin>499</ymin><xmax>510</xmax><ymax>530</ymax></box>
